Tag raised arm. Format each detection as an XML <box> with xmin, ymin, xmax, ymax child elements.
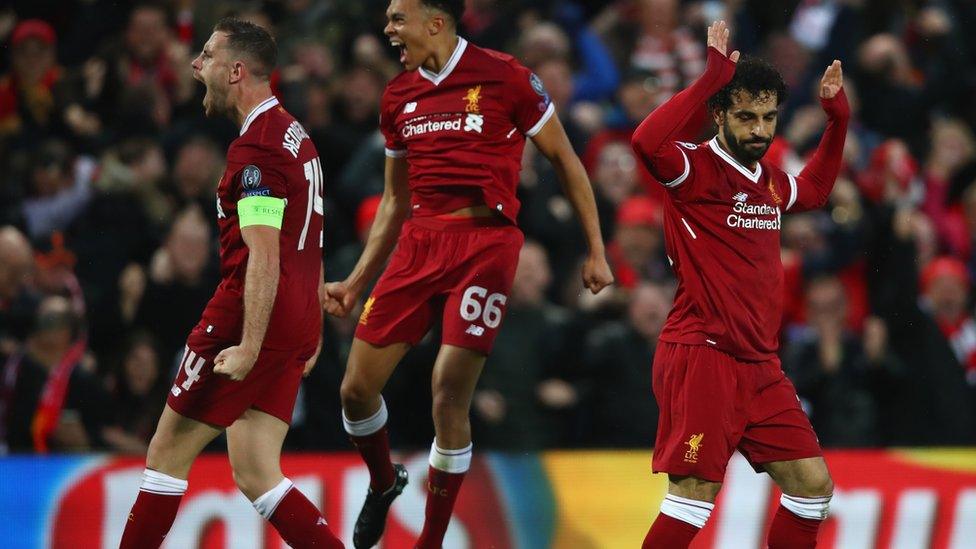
<box><xmin>787</xmin><ymin>61</ymin><xmax>851</xmax><ymax>212</ymax></box>
<box><xmin>631</xmin><ymin>21</ymin><xmax>738</xmax><ymax>183</ymax></box>
<box><xmin>323</xmin><ymin>155</ymin><xmax>411</xmax><ymax>317</ymax></box>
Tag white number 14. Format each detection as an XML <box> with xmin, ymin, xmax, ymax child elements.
<box><xmin>299</xmin><ymin>157</ymin><xmax>324</xmax><ymax>251</ymax></box>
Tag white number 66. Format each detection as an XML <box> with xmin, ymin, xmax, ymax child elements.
<box><xmin>459</xmin><ymin>286</ymin><xmax>507</xmax><ymax>329</ymax></box>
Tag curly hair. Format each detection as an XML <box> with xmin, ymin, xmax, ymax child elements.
<box><xmin>707</xmin><ymin>55</ymin><xmax>788</xmax><ymax>112</ymax></box>
<box><xmin>421</xmin><ymin>0</ymin><xmax>466</xmax><ymax>25</ymax></box>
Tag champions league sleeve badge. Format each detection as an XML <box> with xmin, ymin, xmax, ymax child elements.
<box><xmin>241</xmin><ymin>165</ymin><xmax>271</xmax><ymax>197</ymax></box>
<box><xmin>529</xmin><ymin>73</ymin><xmax>551</xmax><ymax>110</ymax></box>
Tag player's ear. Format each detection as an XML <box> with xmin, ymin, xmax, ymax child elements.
<box><xmin>427</xmin><ymin>13</ymin><xmax>445</xmax><ymax>36</ymax></box>
<box><xmin>712</xmin><ymin>108</ymin><xmax>725</xmax><ymax>127</ymax></box>
<box><xmin>229</xmin><ymin>60</ymin><xmax>245</xmax><ymax>84</ymax></box>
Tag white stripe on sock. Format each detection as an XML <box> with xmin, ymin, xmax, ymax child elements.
<box><xmin>428</xmin><ymin>439</ymin><xmax>472</xmax><ymax>474</ymax></box>
<box><xmin>781</xmin><ymin>493</ymin><xmax>831</xmax><ymax>520</ymax></box>
<box><xmin>342</xmin><ymin>398</ymin><xmax>388</xmax><ymax>436</ymax></box>
<box><xmin>660</xmin><ymin>494</ymin><xmax>714</xmax><ymax>529</ymax></box>
<box><xmin>140</xmin><ymin>469</ymin><xmax>188</xmax><ymax>496</ymax></box>
<box><xmin>252</xmin><ymin>478</ymin><xmax>294</xmax><ymax>519</ymax></box>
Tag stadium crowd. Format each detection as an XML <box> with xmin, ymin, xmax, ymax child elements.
<box><xmin>1</xmin><ymin>0</ymin><xmax>975</xmax><ymax>454</ymax></box>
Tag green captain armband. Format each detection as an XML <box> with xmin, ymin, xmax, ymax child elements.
<box><xmin>238</xmin><ymin>196</ymin><xmax>285</xmax><ymax>229</ymax></box>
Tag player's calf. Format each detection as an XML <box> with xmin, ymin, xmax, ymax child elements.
<box><xmin>642</xmin><ymin>475</ymin><xmax>721</xmax><ymax>549</ymax></box>
<box><xmin>251</xmin><ymin>478</ymin><xmax>344</xmax><ymax>549</ymax></box>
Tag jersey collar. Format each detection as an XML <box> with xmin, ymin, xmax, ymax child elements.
<box><xmin>418</xmin><ymin>37</ymin><xmax>468</xmax><ymax>86</ymax></box>
<box><xmin>709</xmin><ymin>135</ymin><xmax>762</xmax><ymax>183</ymax></box>
<box><xmin>240</xmin><ymin>96</ymin><xmax>279</xmax><ymax>136</ymax></box>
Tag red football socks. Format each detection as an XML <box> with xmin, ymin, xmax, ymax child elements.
<box><xmin>350</xmin><ymin>426</ymin><xmax>396</xmax><ymax>492</ymax></box>
<box><xmin>642</xmin><ymin>512</ymin><xmax>701</xmax><ymax>548</ymax></box>
<box><xmin>268</xmin><ymin>486</ymin><xmax>343</xmax><ymax>549</ymax></box>
<box><xmin>767</xmin><ymin>504</ymin><xmax>824</xmax><ymax>549</ymax></box>
<box><xmin>119</xmin><ymin>469</ymin><xmax>187</xmax><ymax>548</ymax></box>
<box><xmin>415</xmin><ymin>465</ymin><xmax>467</xmax><ymax>549</ymax></box>
<box><xmin>344</xmin><ymin>400</ymin><xmax>396</xmax><ymax>492</ymax></box>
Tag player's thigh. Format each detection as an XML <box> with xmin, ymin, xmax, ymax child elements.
<box><xmin>226</xmin><ymin>408</ymin><xmax>290</xmax><ymax>500</ymax></box>
<box><xmin>146</xmin><ymin>404</ymin><xmax>223</xmax><ymax>478</ymax></box>
<box><xmin>431</xmin><ymin>344</ymin><xmax>486</xmax><ymax>413</ymax></box>
<box><xmin>763</xmin><ymin>456</ymin><xmax>833</xmax><ymax>497</ymax></box>
<box><xmin>738</xmin><ymin>367</ymin><xmax>823</xmax><ymax>476</ymax></box>
<box><xmin>651</xmin><ymin>343</ymin><xmax>743</xmax><ymax>483</ymax></box>
<box><xmin>668</xmin><ymin>474</ymin><xmax>723</xmax><ymax>503</ymax></box>
<box><xmin>341</xmin><ymin>338</ymin><xmax>411</xmax><ymax>403</ymax></box>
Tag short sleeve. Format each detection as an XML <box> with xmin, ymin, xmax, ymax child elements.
<box><xmin>380</xmin><ymin>92</ymin><xmax>406</xmax><ymax>158</ymax></box>
<box><xmin>229</xmin><ymin>143</ymin><xmax>288</xmax><ymax>203</ymax></box>
<box><xmin>509</xmin><ymin>65</ymin><xmax>556</xmax><ymax>137</ymax></box>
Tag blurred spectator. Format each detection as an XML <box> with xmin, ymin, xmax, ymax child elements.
<box><xmin>0</xmin><ymin>226</ymin><xmax>37</xmax><ymax>356</ymax></box>
<box><xmin>784</xmin><ymin>276</ymin><xmax>905</xmax><ymax>446</ymax></box>
<box><xmin>88</xmin><ymin>2</ymin><xmax>194</xmax><ymax>137</ymax></box>
<box><xmin>589</xmin><ymin>139</ymin><xmax>641</xmax><ymax>239</ymax></box>
<box><xmin>122</xmin><ymin>206</ymin><xmax>217</xmax><ymax>363</ymax></box>
<box><xmin>166</xmin><ymin>134</ymin><xmax>222</xmax><ymax>223</ymax></box>
<box><xmin>1</xmin><ymin>295</ymin><xmax>106</xmax><ymax>453</ymax></box>
<box><xmin>20</xmin><ymin>139</ymin><xmax>96</xmax><ymax>240</ymax></box>
<box><xmin>605</xmin><ymin>196</ymin><xmax>668</xmax><ymax>290</ymax></box>
<box><xmin>102</xmin><ymin>332</ymin><xmax>166</xmax><ymax>453</ymax></box>
<box><xmin>626</xmin><ymin>0</ymin><xmax>705</xmax><ymax>101</ymax></box>
<box><xmin>474</xmin><ymin>241</ymin><xmax>578</xmax><ymax>449</ymax></box>
<box><xmin>0</xmin><ymin>19</ymin><xmax>69</xmax><ymax>146</ymax></box>
<box><xmin>579</xmin><ymin>282</ymin><xmax>670</xmax><ymax>447</ymax></box>
<box><xmin>873</xmin><ymin>206</ymin><xmax>976</xmax><ymax>444</ymax></box>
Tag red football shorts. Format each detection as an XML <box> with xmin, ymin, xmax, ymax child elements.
<box><xmin>355</xmin><ymin>216</ymin><xmax>523</xmax><ymax>355</ymax></box>
<box><xmin>166</xmin><ymin>326</ymin><xmax>307</xmax><ymax>427</ymax></box>
<box><xmin>652</xmin><ymin>341</ymin><xmax>822</xmax><ymax>482</ymax></box>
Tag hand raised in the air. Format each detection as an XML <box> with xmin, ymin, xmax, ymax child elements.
<box><xmin>820</xmin><ymin>60</ymin><xmax>843</xmax><ymax>99</ymax></box>
<box><xmin>707</xmin><ymin>20</ymin><xmax>740</xmax><ymax>63</ymax></box>
<box><xmin>582</xmin><ymin>252</ymin><xmax>614</xmax><ymax>295</ymax></box>
<box><xmin>214</xmin><ymin>345</ymin><xmax>258</xmax><ymax>382</ymax></box>
<box><xmin>322</xmin><ymin>280</ymin><xmax>359</xmax><ymax>318</ymax></box>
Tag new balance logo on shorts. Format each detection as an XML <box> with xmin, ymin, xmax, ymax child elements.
<box><xmin>465</xmin><ymin>324</ymin><xmax>485</xmax><ymax>336</ymax></box>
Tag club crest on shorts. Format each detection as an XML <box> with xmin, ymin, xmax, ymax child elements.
<box><xmin>359</xmin><ymin>296</ymin><xmax>375</xmax><ymax>326</ymax></box>
<box><xmin>684</xmin><ymin>433</ymin><xmax>704</xmax><ymax>463</ymax></box>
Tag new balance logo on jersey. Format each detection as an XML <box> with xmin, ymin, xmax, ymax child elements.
<box><xmin>465</xmin><ymin>324</ymin><xmax>485</xmax><ymax>336</ymax></box>
<box><xmin>733</xmin><ymin>192</ymin><xmax>748</xmax><ymax>202</ymax></box>
<box><xmin>171</xmin><ymin>385</ymin><xmax>182</xmax><ymax>397</ymax></box>
<box><xmin>404</xmin><ymin>102</ymin><xmax>418</xmax><ymax>113</ymax></box>
<box><xmin>464</xmin><ymin>113</ymin><xmax>484</xmax><ymax>133</ymax></box>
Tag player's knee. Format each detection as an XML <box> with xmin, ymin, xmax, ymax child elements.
<box><xmin>145</xmin><ymin>430</ymin><xmax>175</xmax><ymax>471</ymax></box>
<box><xmin>339</xmin><ymin>377</ymin><xmax>375</xmax><ymax>409</ymax></box>
<box><xmin>431</xmin><ymin>393</ymin><xmax>469</xmax><ymax>427</ymax></box>
<box><xmin>231</xmin><ymin>467</ymin><xmax>263</xmax><ymax>500</ymax></box>
<box><xmin>808</xmin><ymin>474</ymin><xmax>834</xmax><ymax>497</ymax></box>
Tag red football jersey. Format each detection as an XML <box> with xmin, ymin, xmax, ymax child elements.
<box><xmin>197</xmin><ymin>97</ymin><xmax>324</xmax><ymax>355</ymax></box>
<box><xmin>379</xmin><ymin>37</ymin><xmax>555</xmax><ymax>223</ymax></box>
<box><xmin>631</xmin><ymin>47</ymin><xmax>849</xmax><ymax>362</ymax></box>
<box><xmin>654</xmin><ymin>137</ymin><xmax>807</xmax><ymax>361</ymax></box>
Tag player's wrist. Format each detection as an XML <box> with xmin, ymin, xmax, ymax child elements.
<box><xmin>238</xmin><ymin>340</ymin><xmax>261</xmax><ymax>357</ymax></box>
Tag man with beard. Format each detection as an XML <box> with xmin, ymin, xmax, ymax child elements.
<box><xmin>630</xmin><ymin>21</ymin><xmax>849</xmax><ymax>549</ymax></box>
<box><xmin>119</xmin><ymin>19</ymin><xmax>341</xmax><ymax>548</ymax></box>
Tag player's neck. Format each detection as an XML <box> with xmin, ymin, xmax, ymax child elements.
<box><xmin>422</xmin><ymin>34</ymin><xmax>459</xmax><ymax>75</ymax></box>
<box><xmin>233</xmin><ymin>85</ymin><xmax>275</xmax><ymax>128</ymax></box>
<box><xmin>716</xmin><ymin>132</ymin><xmax>758</xmax><ymax>170</ymax></box>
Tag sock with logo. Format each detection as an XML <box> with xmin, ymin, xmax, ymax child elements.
<box><xmin>119</xmin><ymin>469</ymin><xmax>187</xmax><ymax>548</ymax></box>
<box><xmin>767</xmin><ymin>494</ymin><xmax>830</xmax><ymax>549</ymax></box>
<box><xmin>255</xmin><ymin>478</ymin><xmax>343</xmax><ymax>549</ymax></box>
<box><xmin>344</xmin><ymin>398</ymin><xmax>396</xmax><ymax>492</ymax></box>
<box><xmin>415</xmin><ymin>439</ymin><xmax>472</xmax><ymax>549</ymax></box>
<box><xmin>642</xmin><ymin>494</ymin><xmax>714</xmax><ymax>548</ymax></box>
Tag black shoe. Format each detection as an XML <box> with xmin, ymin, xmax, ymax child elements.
<box><xmin>353</xmin><ymin>463</ymin><xmax>409</xmax><ymax>548</ymax></box>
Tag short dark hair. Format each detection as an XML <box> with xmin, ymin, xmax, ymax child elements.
<box><xmin>707</xmin><ymin>55</ymin><xmax>788</xmax><ymax>113</ymax></box>
<box><xmin>213</xmin><ymin>17</ymin><xmax>277</xmax><ymax>80</ymax></box>
<box><xmin>421</xmin><ymin>0</ymin><xmax>465</xmax><ymax>25</ymax></box>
